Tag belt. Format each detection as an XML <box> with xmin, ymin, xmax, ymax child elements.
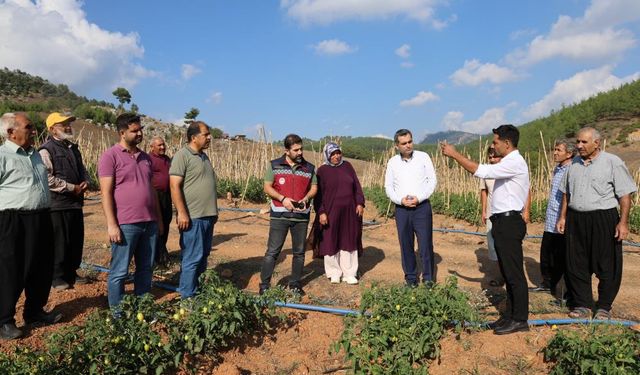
<box><xmin>490</xmin><ymin>210</ymin><xmax>521</xmax><ymax>220</ymax></box>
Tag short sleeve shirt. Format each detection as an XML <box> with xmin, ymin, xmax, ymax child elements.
<box><xmin>98</xmin><ymin>144</ymin><xmax>156</xmax><ymax>225</ymax></box>
<box><xmin>169</xmin><ymin>146</ymin><xmax>218</xmax><ymax>219</ymax></box>
<box><xmin>0</xmin><ymin>140</ymin><xmax>50</xmax><ymax>210</ymax></box>
<box><xmin>560</xmin><ymin>151</ymin><xmax>637</xmax><ymax>212</ymax></box>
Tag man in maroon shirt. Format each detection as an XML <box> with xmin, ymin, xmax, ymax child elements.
<box><xmin>149</xmin><ymin>136</ymin><xmax>172</xmax><ymax>267</ymax></box>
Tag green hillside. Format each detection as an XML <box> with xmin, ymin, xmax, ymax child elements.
<box><xmin>0</xmin><ymin>68</ymin><xmax>116</xmax><ymax>130</ymax></box>
<box><xmin>459</xmin><ymin>79</ymin><xmax>640</xmax><ymax>166</ymax></box>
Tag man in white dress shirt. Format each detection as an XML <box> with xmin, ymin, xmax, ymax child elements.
<box><xmin>384</xmin><ymin>129</ymin><xmax>437</xmax><ymax>286</ymax></box>
<box><xmin>441</xmin><ymin>124</ymin><xmax>530</xmax><ymax>335</ymax></box>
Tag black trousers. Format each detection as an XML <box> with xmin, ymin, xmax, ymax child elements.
<box><xmin>539</xmin><ymin>232</ymin><xmax>567</xmax><ymax>288</ymax></box>
<box><xmin>565</xmin><ymin>208</ymin><xmax>622</xmax><ymax>311</ymax></box>
<box><xmin>0</xmin><ymin>210</ymin><xmax>54</xmax><ymax>324</ymax></box>
<box><xmin>491</xmin><ymin>214</ymin><xmax>528</xmax><ymax>322</ymax></box>
<box><xmin>50</xmin><ymin>209</ymin><xmax>84</xmax><ymax>283</ymax></box>
<box><xmin>155</xmin><ymin>190</ymin><xmax>173</xmax><ymax>262</ymax></box>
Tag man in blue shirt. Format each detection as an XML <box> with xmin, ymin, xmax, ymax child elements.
<box><xmin>534</xmin><ymin>140</ymin><xmax>574</xmax><ymax>302</ymax></box>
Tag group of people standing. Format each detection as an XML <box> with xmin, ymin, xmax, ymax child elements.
<box><xmin>0</xmin><ymin>110</ymin><xmax>636</xmax><ymax>340</ymax></box>
<box><xmin>0</xmin><ymin>112</ymin><xmax>219</xmax><ymax>339</ymax></box>
<box><xmin>444</xmin><ymin>125</ymin><xmax>636</xmax><ymax>334</ymax></box>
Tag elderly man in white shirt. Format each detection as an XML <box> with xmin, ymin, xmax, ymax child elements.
<box><xmin>385</xmin><ymin>129</ymin><xmax>437</xmax><ymax>287</ymax></box>
<box><xmin>441</xmin><ymin>124</ymin><xmax>530</xmax><ymax>335</ymax></box>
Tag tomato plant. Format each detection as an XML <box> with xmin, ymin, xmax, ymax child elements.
<box><xmin>333</xmin><ymin>277</ymin><xmax>480</xmax><ymax>374</ymax></box>
<box><xmin>543</xmin><ymin>325</ymin><xmax>640</xmax><ymax>375</ymax></box>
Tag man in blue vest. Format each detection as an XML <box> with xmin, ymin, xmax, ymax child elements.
<box><xmin>259</xmin><ymin>134</ymin><xmax>317</xmax><ymax>295</ymax></box>
<box><xmin>39</xmin><ymin>113</ymin><xmax>91</xmax><ymax>290</ymax></box>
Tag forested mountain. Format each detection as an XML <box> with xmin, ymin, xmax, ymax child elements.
<box><xmin>0</xmin><ymin>68</ymin><xmax>116</xmax><ymax>129</ymax></box>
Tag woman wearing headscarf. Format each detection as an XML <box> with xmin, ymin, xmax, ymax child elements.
<box><xmin>313</xmin><ymin>142</ymin><xmax>365</xmax><ymax>284</ymax></box>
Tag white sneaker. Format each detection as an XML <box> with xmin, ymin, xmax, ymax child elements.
<box><xmin>343</xmin><ymin>276</ymin><xmax>358</xmax><ymax>285</ymax></box>
<box><xmin>330</xmin><ymin>276</ymin><xmax>341</xmax><ymax>284</ymax></box>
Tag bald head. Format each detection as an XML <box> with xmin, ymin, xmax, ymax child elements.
<box><xmin>149</xmin><ymin>136</ymin><xmax>166</xmax><ymax>156</ymax></box>
<box><xmin>575</xmin><ymin>127</ymin><xmax>601</xmax><ymax>160</ymax></box>
<box><xmin>577</xmin><ymin>127</ymin><xmax>601</xmax><ymax>141</ymax></box>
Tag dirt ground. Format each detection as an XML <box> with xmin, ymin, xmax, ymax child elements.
<box><xmin>2</xmin><ymin>194</ymin><xmax>640</xmax><ymax>374</ymax></box>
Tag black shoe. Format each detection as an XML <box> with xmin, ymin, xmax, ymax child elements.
<box><xmin>487</xmin><ymin>316</ymin><xmax>509</xmax><ymax>329</ymax></box>
<box><xmin>51</xmin><ymin>279</ymin><xmax>70</xmax><ymax>290</ymax></box>
<box><xmin>24</xmin><ymin>311</ymin><xmax>63</xmax><ymax>325</ymax></box>
<box><xmin>531</xmin><ymin>286</ymin><xmax>551</xmax><ymax>292</ymax></box>
<box><xmin>73</xmin><ymin>275</ymin><xmax>90</xmax><ymax>285</ymax></box>
<box><xmin>493</xmin><ymin>320</ymin><xmax>529</xmax><ymax>335</ymax></box>
<box><xmin>288</xmin><ymin>285</ymin><xmax>305</xmax><ymax>296</ymax></box>
<box><xmin>0</xmin><ymin>323</ymin><xmax>23</xmax><ymax>340</ymax></box>
<box><xmin>259</xmin><ymin>286</ymin><xmax>269</xmax><ymax>296</ymax></box>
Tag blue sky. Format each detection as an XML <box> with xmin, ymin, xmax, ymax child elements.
<box><xmin>1</xmin><ymin>0</ymin><xmax>639</xmax><ymax>141</ymax></box>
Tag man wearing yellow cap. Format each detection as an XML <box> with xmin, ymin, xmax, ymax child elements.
<box><xmin>38</xmin><ymin>113</ymin><xmax>91</xmax><ymax>290</ymax></box>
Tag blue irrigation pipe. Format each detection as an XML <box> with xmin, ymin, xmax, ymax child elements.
<box><xmin>79</xmin><ymin>199</ymin><xmax>640</xmax><ymax>248</ymax></box>
<box><xmin>81</xmin><ymin>262</ymin><xmax>639</xmax><ymax>328</ymax></box>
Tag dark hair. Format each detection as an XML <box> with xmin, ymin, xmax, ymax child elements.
<box><xmin>492</xmin><ymin>124</ymin><xmax>519</xmax><ymax>147</ymax></box>
<box><xmin>283</xmin><ymin>134</ymin><xmax>303</xmax><ymax>150</ymax></box>
<box><xmin>187</xmin><ymin>121</ymin><xmax>208</xmax><ymax>142</ymax></box>
<box><xmin>487</xmin><ymin>147</ymin><xmax>497</xmax><ymax>157</ymax></box>
<box><xmin>115</xmin><ymin>113</ymin><xmax>141</xmax><ymax>132</ymax></box>
<box><xmin>394</xmin><ymin>129</ymin><xmax>412</xmax><ymax>144</ymax></box>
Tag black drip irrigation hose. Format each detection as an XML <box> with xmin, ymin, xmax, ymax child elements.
<box><xmin>80</xmin><ymin>262</ymin><xmax>639</xmax><ymax>329</ymax></box>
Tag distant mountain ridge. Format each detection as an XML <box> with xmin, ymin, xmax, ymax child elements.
<box><xmin>420</xmin><ymin>130</ymin><xmax>478</xmax><ymax>145</ymax></box>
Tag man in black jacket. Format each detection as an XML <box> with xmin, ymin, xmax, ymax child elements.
<box><xmin>39</xmin><ymin>113</ymin><xmax>91</xmax><ymax>290</ymax></box>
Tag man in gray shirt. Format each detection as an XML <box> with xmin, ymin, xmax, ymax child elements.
<box><xmin>556</xmin><ymin>127</ymin><xmax>637</xmax><ymax>320</ymax></box>
<box><xmin>170</xmin><ymin>121</ymin><xmax>218</xmax><ymax>299</ymax></box>
<box><xmin>0</xmin><ymin>113</ymin><xmax>62</xmax><ymax>340</ymax></box>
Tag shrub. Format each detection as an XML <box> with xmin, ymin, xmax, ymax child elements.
<box><xmin>0</xmin><ymin>271</ymin><xmax>284</xmax><ymax>374</ymax></box>
<box><xmin>334</xmin><ymin>277</ymin><xmax>479</xmax><ymax>374</ymax></box>
<box><xmin>363</xmin><ymin>186</ymin><xmax>393</xmax><ymax>218</ymax></box>
<box><xmin>543</xmin><ymin>325</ymin><xmax>640</xmax><ymax>375</ymax></box>
<box><xmin>216</xmin><ymin>177</ymin><xmax>267</xmax><ymax>203</ymax></box>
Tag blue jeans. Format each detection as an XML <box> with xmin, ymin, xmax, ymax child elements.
<box><xmin>107</xmin><ymin>221</ymin><xmax>157</xmax><ymax>307</ymax></box>
<box><xmin>178</xmin><ymin>216</ymin><xmax>215</xmax><ymax>298</ymax></box>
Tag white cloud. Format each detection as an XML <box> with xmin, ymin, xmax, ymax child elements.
<box><xmin>443</xmin><ymin>103</ymin><xmax>516</xmax><ymax>133</ymax></box>
<box><xmin>0</xmin><ymin>0</ymin><xmax>155</xmax><ymax>95</ymax></box>
<box><xmin>181</xmin><ymin>64</ymin><xmax>202</xmax><ymax>80</ymax></box>
<box><xmin>395</xmin><ymin>44</ymin><xmax>411</xmax><ymax>58</ymax></box>
<box><xmin>523</xmin><ymin>66</ymin><xmax>640</xmax><ymax>119</ymax></box>
<box><xmin>312</xmin><ymin>39</ymin><xmax>356</xmax><ymax>56</ymax></box>
<box><xmin>442</xmin><ymin>111</ymin><xmax>464</xmax><ymax>130</ymax></box>
<box><xmin>507</xmin><ymin>0</ymin><xmax>640</xmax><ymax>65</ymax></box>
<box><xmin>206</xmin><ymin>92</ymin><xmax>223</xmax><ymax>105</ymax></box>
<box><xmin>450</xmin><ymin>59</ymin><xmax>519</xmax><ymax>86</ymax></box>
<box><xmin>400</xmin><ymin>91</ymin><xmax>439</xmax><ymax>107</ymax></box>
<box><xmin>400</xmin><ymin>61</ymin><xmax>415</xmax><ymax>69</ymax></box>
<box><xmin>370</xmin><ymin>134</ymin><xmax>392</xmax><ymax>140</ymax></box>
<box><xmin>281</xmin><ymin>0</ymin><xmax>450</xmax><ymax>28</ymax></box>
<box><xmin>509</xmin><ymin>28</ymin><xmax>537</xmax><ymax>41</ymax></box>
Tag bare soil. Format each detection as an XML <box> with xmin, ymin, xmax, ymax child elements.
<box><xmin>2</xmin><ymin>194</ymin><xmax>640</xmax><ymax>374</ymax></box>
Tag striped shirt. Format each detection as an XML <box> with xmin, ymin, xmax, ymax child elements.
<box><xmin>544</xmin><ymin>163</ymin><xmax>569</xmax><ymax>233</ymax></box>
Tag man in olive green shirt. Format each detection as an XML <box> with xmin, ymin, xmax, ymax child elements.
<box><xmin>0</xmin><ymin>112</ymin><xmax>62</xmax><ymax>340</ymax></box>
<box><xmin>169</xmin><ymin>121</ymin><xmax>218</xmax><ymax>298</ymax></box>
